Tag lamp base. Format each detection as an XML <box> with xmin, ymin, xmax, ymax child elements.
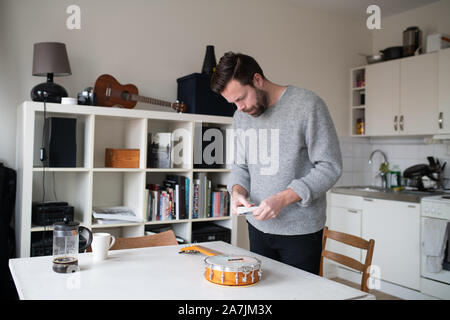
<box><xmin>31</xmin><ymin>82</ymin><xmax>68</xmax><ymax>103</ymax></box>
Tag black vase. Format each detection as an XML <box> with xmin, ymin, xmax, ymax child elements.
<box><xmin>201</xmin><ymin>45</ymin><xmax>216</xmax><ymax>76</ymax></box>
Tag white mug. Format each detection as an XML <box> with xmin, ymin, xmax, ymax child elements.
<box><xmin>91</xmin><ymin>233</ymin><xmax>116</xmax><ymax>261</ymax></box>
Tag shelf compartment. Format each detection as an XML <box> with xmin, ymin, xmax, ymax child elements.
<box><xmin>351</xmin><ymin>108</ymin><xmax>366</xmax><ymax>136</ymax></box>
<box><xmin>193</xmin><ymin>122</ymin><xmax>232</xmax><ymax>170</ymax></box>
<box><xmin>352</xmin><ymin>89</ymin><xmax>366</xmax><ymax>107</ymax></box>
<box><xmin>33</xmin><ymin>112</ymin><xmax>93</xmax><ymax>169</ymax></box>
<box><xmin>145</xmin><ymin>172</ymin><xmax>191</xmax><ymax>222</ymax></box>
<box><xmin>31</xmin><ymin>171</ymin><xmax>91</xmax><ymax>227</ymax></box>
<box><xmin>147</xmin><ymin>119</ymin><xmax>193</xmax><ymax>170</ymax></box>
<box><xmin>94</xmin><ymin>116</ymin><xmax>146</xmax><ymax>169</ymax></box>
<box><xmin>92</xmin><ymin>171</ymin><xmax>146</xmax><ymax>224</ymax></box>
<box><xmin>351</xmin><ymin>68</ymin><xmax>366</xmax><ymax>89</ymax></box>
<box><xmin>192</xmin><ymin>172</ymin><xmax>230</xmax><ymax>220</ymax></box>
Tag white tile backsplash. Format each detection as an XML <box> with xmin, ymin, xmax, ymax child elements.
<box><xmin>337</xmin><ymin>136</ymin><xmax>450</xmax><ymax>188</ymax></box>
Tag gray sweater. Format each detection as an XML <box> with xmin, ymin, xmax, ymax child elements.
<box><xmin>227</xmin><ymin>86</ymin><xmax>342</xmax><ymax>235</ymax></box>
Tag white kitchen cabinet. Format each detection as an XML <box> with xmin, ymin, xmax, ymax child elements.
<box><xmin>400</xmin><ymin>53</ymin><xmax>438</xmax><ymax>135</ymax></box>
<box><xmin>362</xmin><ymin>52</ymin><xmax>438</xmax><ymax>136</ymax></box>
<box><xmin>328</xmin><ymin>194</ymin><xmax>363</xmax><ymax>263</ymax></box>
<box><xmin>438</xmin><ymin>48</ymin><xmax>450</xmax><ymax>133</ymax></box>
<box><xmin>362</xmin><ymin>198</ymin><xmax>421</xmax><ymax>290</ymax></box>
<box><xmin>365</xmin><ymin>60</ymin><xmax>400</xmax><ymax>136</ymax></box>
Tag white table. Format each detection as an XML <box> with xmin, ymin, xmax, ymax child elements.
<box><xmin>9</xmin><ymin>241</ymin><xmax>374</xmax><ymax>300</ymax></box>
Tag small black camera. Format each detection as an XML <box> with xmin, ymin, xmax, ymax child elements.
<box><xmin>77</xmin><ymin>87</ymin><xmax>96</xmax><ymax>105</ymax></box>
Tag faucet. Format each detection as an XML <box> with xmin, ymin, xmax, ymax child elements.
<box><xmin>369</xmin><ymin>149</ymin><xmax>389</xmax><ymax>189</ymax></box>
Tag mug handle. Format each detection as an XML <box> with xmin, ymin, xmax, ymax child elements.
<box><xmin>109</xmin><ymin>235</ymin><xmax>116</xmax><ymax>249</ymax></box>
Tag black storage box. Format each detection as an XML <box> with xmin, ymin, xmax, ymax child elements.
<box><xmin>177</xmin><ymin>73</ymin><xmax>236</xmax><ymax>117</ymax></box>
<box><xmin>32</xmin><ymin>202</ymin><xmax>74</xmax><ymax>226</ymax></box>
<box><xmin>192</xmin><ymin>223</ymin><xmax>231</xmax><ymax>244</ymax></box>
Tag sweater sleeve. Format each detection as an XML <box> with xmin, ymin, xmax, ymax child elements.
<box><xmin>286</xmin><ymin>96</ymin><xmax>342</xmax><ymax>206</ymax></box>
<box><xmin>227</xmin><ymin>115</ymin><xmax>251</xmax><ymax>195</ymax></box>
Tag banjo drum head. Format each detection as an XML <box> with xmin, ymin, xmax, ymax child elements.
<box><xmin>204</xmin><ymin>255</ymin><xmax>262</xmax><ymax>286</ymax></box>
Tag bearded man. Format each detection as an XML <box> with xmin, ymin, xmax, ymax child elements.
<box><xmin>210</xmin><ymin>52</ymin><xmax>342</xmax><ymax>274</ymax></box>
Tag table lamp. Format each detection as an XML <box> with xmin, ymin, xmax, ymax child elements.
<box><xmin>31</xmin><ymin>42</ymin><xmax>72</xmax><ymax>103</ymax></box>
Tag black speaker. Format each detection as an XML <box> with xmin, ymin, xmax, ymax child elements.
<box><xmin>43</xmin><ymin>117</ymin><xmax>77</xmax><ymax>167</ymax></box>
<box><xmin>177</xmin><ymin>73</ymin><xmax>236</xmax><ymax>117</ymax></box>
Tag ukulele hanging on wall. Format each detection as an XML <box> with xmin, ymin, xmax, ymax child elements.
<box><xmin>93</xmin><ymin>74</ymin><xmax>186</xmax><ymax>113</ymax></box>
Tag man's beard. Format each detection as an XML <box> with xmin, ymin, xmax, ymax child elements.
<box><xmin>249</xmin><ymin>88</ymin><xmax>269</xmax><ymax>117</ymax></box>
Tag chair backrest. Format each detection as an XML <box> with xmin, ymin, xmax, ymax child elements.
<box><xmin>86</xmin><ymin>230</ymin><xmax>178</xmax><ymax>252</ymax></box>
<box><xmin>319</xmin><ymin>226</ymin><xmax>375</xmax><ymax>293</ymax></box>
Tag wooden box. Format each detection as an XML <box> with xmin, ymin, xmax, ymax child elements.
<box><xmin>105</xmin><ymin>148</ymin><xmax>140</xmax><ymax>168</ymax></box>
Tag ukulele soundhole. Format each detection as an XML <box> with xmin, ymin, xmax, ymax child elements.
<box><xmin>121</xmin><ymin>91</ymin><xmax>130</xmax><ymax>101</ymax></box>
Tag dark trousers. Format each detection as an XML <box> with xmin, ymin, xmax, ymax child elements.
<box><xmin>247</xmin><ymin>222</ymin><xmax>323</xmax><ymax>275</ymax></box>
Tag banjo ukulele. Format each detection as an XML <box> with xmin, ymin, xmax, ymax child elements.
<box><xmin>179</xmin><ymin>245</ymin><xmax>262</xmax><ymax>286</ymax></box>
<box><xmin>94</xmin><ymin>74</ymin><xmax>187</xmax><ymax>112</ymax></box>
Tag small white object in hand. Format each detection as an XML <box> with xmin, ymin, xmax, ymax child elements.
<box><xmin>236</xmin><ymin>206</ymin><xmax>258</xmax><ymax>215</ymax></box>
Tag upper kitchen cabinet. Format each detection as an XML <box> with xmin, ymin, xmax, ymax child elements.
<box><xmin>437</xmin><ymin>48</ymin><xmax>450</xmax><ymax>134</ymax></box>
<box><xmin>365</xmin><ymin>60</ymin><xmax>401</xmax><ymax>136</ymax></box>
<box><xmin>400</xmin><ymin>52</ymin><xmax>438</xmax><ymax>135</ymax></box>
<box><xmin>360</xmin><ymin>52</ymin><xmax>439</xmax><ymax>136</ymax></box>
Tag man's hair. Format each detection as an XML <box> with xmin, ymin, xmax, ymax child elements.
<box><xmin>210</xmin><ymin>52</ymin><xmax>265</xmax><ymax>94</ymax></box>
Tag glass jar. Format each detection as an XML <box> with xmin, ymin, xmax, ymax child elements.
<box><xmin>52</xmin><ymin>220</ymin><xmax>92</xmax><ymax>273</ymax></box>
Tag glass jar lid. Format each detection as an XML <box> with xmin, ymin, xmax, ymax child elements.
<box><xmin>53</xmin><ymin>219</ymin><xmax>79</xmax><ymax>231</ymax></box>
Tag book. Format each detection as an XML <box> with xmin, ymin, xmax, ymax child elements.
<box><xmin>193</xmin><ymin>173</ymin><xmax>207</xmax><ymax>218</ymax></box>
<box><xmin>147</xmin><ymin>132</ymin><xmax>172</xmax><ymax>168</ymax></box>
<box><xmin>144</xmin><ymin>189</ymin><xmax>149</xmax><ymax>220</ymax></box>
<box><xmin>214</xmin><ymin>184</ymin><xmax>230</xmax><ymax>217</ymax></box>
<box><xmin>193</xmin><ymin>179</ymin><xmax>200</xmax><ymax>219</ymax></box>
<box><xmin>185</xmin><ymin>177</ymin><xmax>190</xmax><ymax>218</ymax></box>
<box><xmin>206</xmin><ymin>178</ymin><xmax>211</xmax><ymax>217</ymax></box>
<box><xmin>166</xmin><ymin>174</ymin><xmax>187</xmax><ymax>219</ymax></box>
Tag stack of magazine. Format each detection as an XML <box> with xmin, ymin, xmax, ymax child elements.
<box><xmin>92</xmin><ymin>206</ymin><xmax>141</xmax><ymax>224</ymax></box>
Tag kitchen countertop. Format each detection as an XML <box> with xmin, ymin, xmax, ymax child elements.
<box><xmin>331</xmin><ymin>186</ymin><xmax>446</xmax><ymax>203</ymax></box>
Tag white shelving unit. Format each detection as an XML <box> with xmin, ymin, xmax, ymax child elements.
<box><xmin>350</xmin><ymin>66</ymin><xmax>366</xmax><ymax>137</ymax></box>
<box><xmin>16</xmin><ymin>101</ymin><xmax>242</xmax><ymax>258</ymax></box>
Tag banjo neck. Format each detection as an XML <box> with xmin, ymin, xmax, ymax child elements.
<box><xmin>178</xmin><ymin>245</ymin><xmax>223</xmax><ymax>256</ymax></box>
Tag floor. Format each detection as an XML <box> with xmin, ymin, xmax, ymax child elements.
<box><xmin>330</xmin><ymin>277</ymin><xmax>403</xmax><ymax>300</ymax></box>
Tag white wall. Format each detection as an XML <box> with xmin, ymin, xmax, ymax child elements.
<box><xmin>0</xmin><ymin>0</ymin><xmax>372</xmax><ymax>169</ymax></box>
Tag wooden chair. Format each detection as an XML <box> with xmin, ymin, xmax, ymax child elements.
<box><xmin>87</xmin><ymin>230</ymin><xmax>178</xmax><ymax>252</ymax></box>
<box><xmin>319</xmin><ymin>226</ymin><xmax>375</xmax><ymax>293</ymax></box>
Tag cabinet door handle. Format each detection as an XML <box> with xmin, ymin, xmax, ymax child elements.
<box><xmin>399</xmin><ymin>115</ymin><xmax>404</xmax><ymax>131</ymax></box>
<box><xmin>394</xmin><ymin>116</ymin><xmax>398</xmax><ymax>131</ymax></box>
<box><xmin>347</xmin><ymin>209</ymin><xmax>358</xmax><ymax>213</ymax></box>
<box><xmin>363</xmin><ymin>198</ymin><xmax>373</xmax><ymax>202</ymax></box>
<box><xmin>439</xmin><ymin>112</ymin><xmax>443</xmax><ymax>129</ymax></box>
<box><xmin>408</xmin><ymin>205</ymin><xmax>416</xmax><ymax>208</ymax></box>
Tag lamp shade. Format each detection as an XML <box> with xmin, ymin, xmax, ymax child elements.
<box><xmin>32</xmin><ymin>42</ymin><xmax>71</xmax><ymax>76</ymax></box>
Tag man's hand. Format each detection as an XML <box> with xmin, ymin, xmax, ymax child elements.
<box><xmin>231</xmin><ymin>185</ymin><xmax>254</xmax><ymax>215</ymax></box>
<box><xmin>253</xmin><ymin>188</ymin><xmax>301</xmax><ymax>221</ymax></box>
